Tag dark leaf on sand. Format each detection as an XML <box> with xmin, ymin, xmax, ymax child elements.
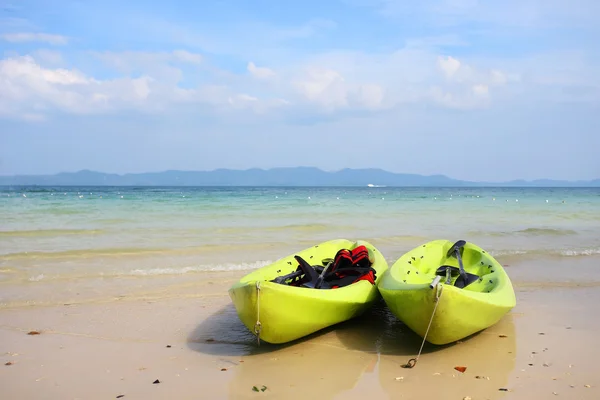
<box><xmin>261</xmin><ymin>386</ymin><xmax>267</xmax><ymax>392</ymax></box>
<box><xmin>116</xmin><ymin>396</ymin><xmax>125</xmax><ymax>399</ymax></box>
<box><xmin>499</xmin><ymin>334</ymin><xmax>507</xmax><ymax>338</ymax></box>
<box><xmin>499</xmin><ymin>388</ymin><xmax>509</xmax><ymax>392</ymax></box>
<box><xmin>221</xmin><ymin>368</ymin><xmax>227</xmax><ymax>371</ymax></box>
<box><xmin>166</xmin><ymin>345</ymin><xmax>171</xmax><ymax>348</ymax></box>
<box><xmin>27</xmin><ymin>331</ymin><xmax>40</xmax><ymax>335</ymax></box>
<box><xmin>153</xmin><ymin>379</ymin><xmax>160</xmax><ymax>384</ymax></box>
<box><xmin>252</xmin><ymin>386</ymin><xmax>259</xmax><ymax>392</ymax></box>
<box><xmin>5</xmin><ymin>362</ymin><xmax>13</xmax><ymax>366</ymax></box>
<box><xmin>454</xmin><ymin>366</ymin><xmax>467</xmax><ymax>373</ymax></box>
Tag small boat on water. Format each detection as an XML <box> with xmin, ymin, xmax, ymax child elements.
<box><xmin>228</xmin><ymin>239</ymin><xmax>389</xmax><ymax>344</ymax></box>
<box><xmin>378</xmin><ymin>239</ymin><xmax>516</xmax><ymax>345</ymax></box>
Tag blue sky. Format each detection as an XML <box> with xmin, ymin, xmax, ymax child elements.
<box><xmin>0</xmin><ymin>0</ymin><xmax>599</xmax><ymax>181</ymax></box>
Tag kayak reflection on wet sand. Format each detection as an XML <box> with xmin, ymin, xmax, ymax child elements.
<box><xmin>187</xmin><ymin>298</ymin><xmax>516</xmax><ymax>399</ymax></box>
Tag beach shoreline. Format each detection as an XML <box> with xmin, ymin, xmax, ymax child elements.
<box><xmin>2</xmin><ymin>255</ymin><xmax>599</xmax><ymax>399</ymax></box>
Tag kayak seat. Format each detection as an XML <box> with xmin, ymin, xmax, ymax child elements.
<box><xmin>435</xmin><ymin>265</ymin><xmax>480</xmax><ymax>289</ymax></box>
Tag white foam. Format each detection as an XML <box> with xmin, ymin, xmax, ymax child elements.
<box><xmin>489</xmin><ymin>250</ymin><xmax>528</xmax><ymax>257</ymax></box>
<box><xmin>127</xmin><ymin>260</ymin><xmax>273</xmax><ymax>276</ymax></box>
<box><xmin>489</xmin><ymin>248</ymin><xmax>600</xmax><ymax>257</ymax></box>
<box><xmin>29</xmin><ymin>274</ymin><xmax>44</xmax><ymax>282</ymax></box>
<box><xmin>560</xmin><ymin>248</ymin><xmax>600</xmax><ymax>256</ymax></box>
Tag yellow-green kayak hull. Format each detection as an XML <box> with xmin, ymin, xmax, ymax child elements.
<box><xmin>228</xmin><ymin>239</ymin><xmax>389</xmax><ymax>344</ymax></box>
<box><xmin>378</xmin><ymin>239</ymin><xmax>516</xmax><ymax>345</ymax></box>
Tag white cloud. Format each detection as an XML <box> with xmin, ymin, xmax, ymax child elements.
<box><xmin>356</xmin><ymin>84</ymin><xmax>385</xmax><ymax>109</ymax></box>
<box><xmin>172</xmin><ymin>50</ymin><xmax>203</xmax><ymax>64</ymax></box>
<box><xmin>472</xmin><ymin>84</ymin><xmax>489</xmax><ymax>97</ymax></box>
<box><xmin>0</xmin><ymin>39</ymin><xmax>589</xmax><ymax>123</ymax></box>
<box><xmin>434</xmin><ymin>54</ymin><xmax>520</xmax><ymax>105</ymax></box>
<box><xmin>430</xmin><ymin>84</ymin><xmax>490</xmax><ymax>109</ymax></box>
<box><xmin>0</xmin><ymin>55</ymin><xmax>287</xmax><ymax>120</ymax></box>
<box><xmin>490</xmin><ymin>69</ymin><xmax>508</xmax><ymax>85</ymax></box>
<box><xmin>0</xmin><ymin>50</ymin><xmax>514</xmax><ymax>121</ymax></box>
<box><xmin>290</xmin><ymin>67</ymin><xmax>387</xmax><ymax>112</ymax></box>
<box><xmin>292</xmin><ymin>68</ymin><xmax>346</xmax><ymax>108</ymax></box>
<box><xmin>247</xmin><ymin>62</ymin><xmax>276</xmax><ymax>80</ymax></box>
<box><xmin>1</xmin><ymin>32</ymin><xmax>69</xmax><ymax>45</ymax></box>
<box><xmin>438</xmin><ymin>55</ymin><xmax>461</xmax><ymax>78</ymax></box>
<box><xmin>227</xmin><ymin>93</ymin><xmax>290</xmax><ymax>114</ymax></box>
<box><xmin>89</xmin><ymin>50</ymin><xmax>205</xmax><ymax>85</ymax></box>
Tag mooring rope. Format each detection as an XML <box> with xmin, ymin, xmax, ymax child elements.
<box><xmin>402</xmin><ymin>283</ymin><xmax>443</xmax><ymax>368</ymax></box>
<box><xmin>253</xmin><ymin>281</ymin><xmax>262</xmax><ymax>346</ymax></box>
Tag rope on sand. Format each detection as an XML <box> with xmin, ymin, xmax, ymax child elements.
<box><xmin>402</xmin><ymin>283</ymin><xmax>443</xmax><ymax>368</ymax></box>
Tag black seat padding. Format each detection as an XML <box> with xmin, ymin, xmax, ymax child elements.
<box><xmin>271</xmin><ymin>257</ymin><xmax>326</xmax><ymax>286</ymax></box>
<box><xmin>435</xmin><ymin>265</ymin><xmax>480</xmax><ymax>289</ymax></box>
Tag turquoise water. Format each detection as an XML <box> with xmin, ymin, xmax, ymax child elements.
<box><xmin>1</xmin><ymin>186</ymin><xmax>599</xmax><ymax>303</ymax></box>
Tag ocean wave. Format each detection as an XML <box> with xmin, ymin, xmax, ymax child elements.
<box><xmin>1</xmin><ymin>247</ymin><xmax>171</xmax><ymax>260</ymax></box>
<box><xmin>23</xmin><ymin>260</ymin><xmax>271</xmax><ymax>282</ymax></box>
<box><xmin>559</xmin><ymin>248</ymin><xmax>600</xmax><ymax>256</ymax></box>
<box><xmin>516</xmin><ymin>228</ymin><xmax>578</xmax><ymax>235</ymax></box>
<box><xmin>211</xmin><ymin>223</ymin><xmax>340</xmax><ymax>234</ymax></box>
<box><xmin>0</xmin><ymin>242</ymin><xmax>283</xmax><ymax>260</ymax></box>
<box><xmin>469</xmin><ymin>227</ymin><xmax>578</xmax><ymax>237</ymax></box>
<box><xmin>126</xmin><ymin>260</ymin><xmax>272</xmax><ymax>276</ymax></box>
<box><xmin>0</xmin><ymin>229</ymin><xmax>105</xmax><ymax>237</ymax></box>
<box><xmin>367</xmin><ymin>235</ymin><xmax>431</xmax><ymax>244</ymax></box>
<box><xmin>487</xmin><ymin>250</ymin><xmax>530</xmax><ymax>256</ymax></box>
<box><xmin>489</xmin><ymin>247</ymin><xmax>600</xmax><ymax>258</ymax></box>
<box><xmin>267</xmin><ymin>223</ymin><xmax>333</xmax><ymax>232</ymax></box>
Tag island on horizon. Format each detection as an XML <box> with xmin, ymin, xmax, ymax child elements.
<box><xmin>0</xmin><ymin>167</ymin><xmax>598</xmax><ymax>187</ymax></box>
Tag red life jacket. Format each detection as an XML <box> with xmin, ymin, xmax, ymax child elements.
<box><xmin>324</xmin><ymin>245</ymin><xmax>377</xmax><ymax>288</ymax></box>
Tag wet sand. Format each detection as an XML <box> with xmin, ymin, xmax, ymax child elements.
<box><xmin>1</xmin><ymin>256</ymin><xmax>599</xmax><ymax>399</ymax></box>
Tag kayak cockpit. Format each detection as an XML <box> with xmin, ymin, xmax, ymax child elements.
<box><xmin>399</xmin><ymin>240</ymin><xmax>504</xmax><ymax>294</ymax></box>
<box><xmin>271</xmin><ymin>245</ymin><xmax>378</xmax><ymax>290</ymax></box>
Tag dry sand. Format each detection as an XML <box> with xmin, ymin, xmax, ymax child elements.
<box><xmin>1</xmin><ymin>257</ymin><xmax>600</xmax><ymax>399</ymax></box>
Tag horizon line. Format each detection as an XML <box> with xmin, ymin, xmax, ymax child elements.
<box><xmin>0</xmin><ymin>167</ymin><xmax>598</xmax><ymax>184</ymax></box>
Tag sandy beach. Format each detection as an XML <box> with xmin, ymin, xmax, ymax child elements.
<box><xmin>2</xmin><ymin>254</ymin><xmax>599</xmax><ymax>400</ymax></box>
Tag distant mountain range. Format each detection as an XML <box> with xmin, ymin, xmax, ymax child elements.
<box><xmin>0</xmin><ymin>168</ymin><xmax>598</xmax><ymax>187</ymax></box>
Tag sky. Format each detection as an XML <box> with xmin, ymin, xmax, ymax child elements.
<box><xmin>0</xmin><ymin>0</ymin><xmax>599</xmax><ymax>182</ymax></box>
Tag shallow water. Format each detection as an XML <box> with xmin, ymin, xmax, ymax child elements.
<box><xmin>1</xmin><ymin>186</ymin><xmax>599</xmax><ymax>306</ymax></box>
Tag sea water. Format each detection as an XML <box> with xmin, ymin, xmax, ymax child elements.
<box><xmin>1</xmin><ymin>186</ymin><xmax>599</xmax><ymax>306</ymax></box>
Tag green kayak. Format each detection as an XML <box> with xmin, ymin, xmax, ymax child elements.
<box><xmin>228</xmin><ymin>239</ymin><xmax>389</xmax><ymax>344</ymax></box>
<box><xmin>378</xmin><ymin>239</ymin><xmax>516</xmax><ymax>345</ymax></box>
